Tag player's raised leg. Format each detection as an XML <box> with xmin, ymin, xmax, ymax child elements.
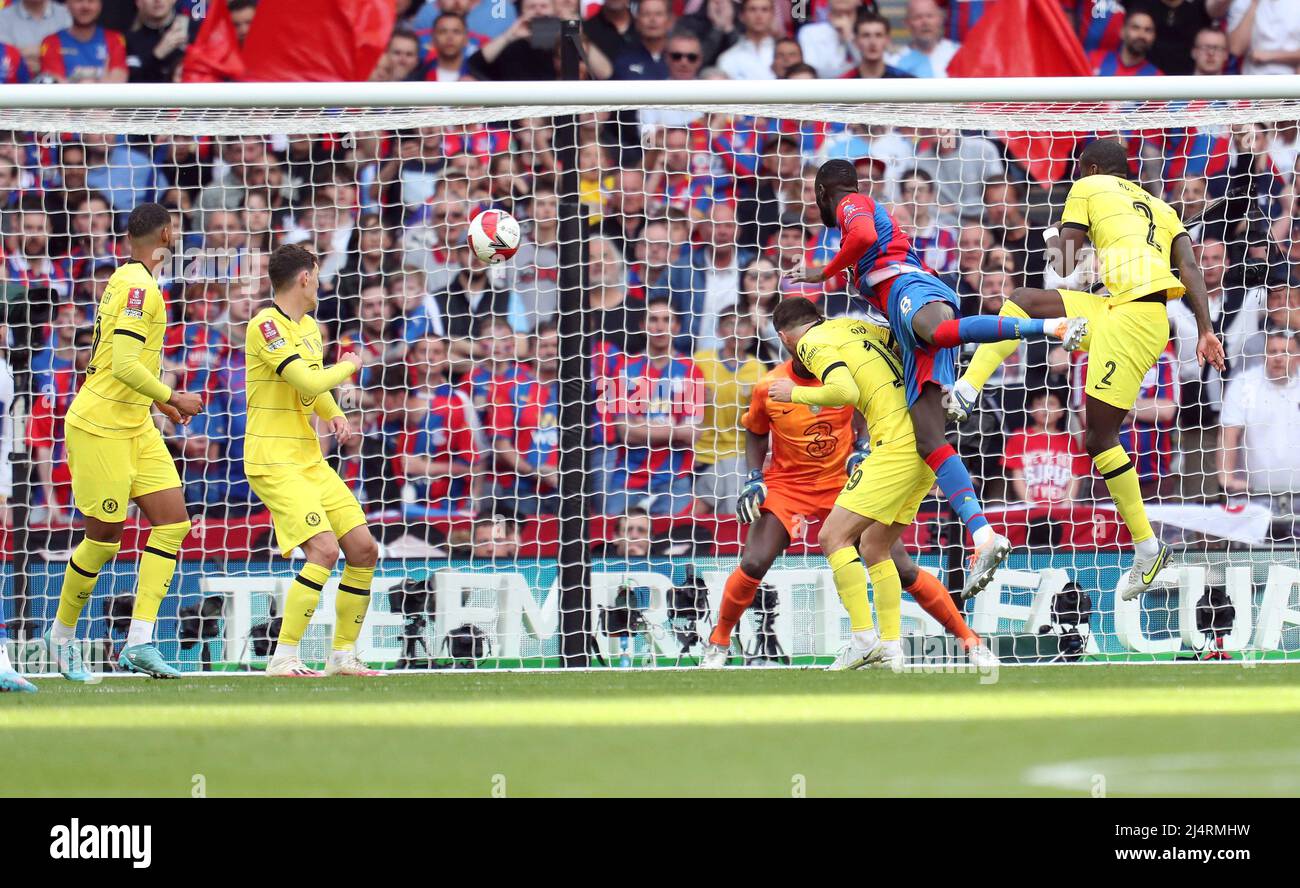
<box><xmin>117</xmin><ymin>484</ymin><xmax>191</xmax><ymax>679</ymax></box>
<box><xmin>326</xmin><ymin>525</ymin><xmax>383</xmax><ymax>676</ymax></box>
<box><xmin>949</xmin><ymin>286</ymin><xmax>1081</xmax><ymax>422</ymax></box>
<box><xmin>902</xmin><ymin>295</ymin><xmax>1011</xmax><ymax>598</ymax></box>
<box><xmin>0</xmin><ymin>619</ymin><xmax>36</xmax><ymax>693</ymax></box>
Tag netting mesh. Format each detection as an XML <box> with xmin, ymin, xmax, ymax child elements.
<box><xmin>2</xmin><ymin>97</ymin><xmax>1299</xmax><ymax>673</ymax></box>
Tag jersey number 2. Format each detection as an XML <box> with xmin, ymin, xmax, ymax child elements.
<box><xmin>1132</xmin><ymin>201</ymin><xmax>1160</xmax><ymax>252</ymax></box>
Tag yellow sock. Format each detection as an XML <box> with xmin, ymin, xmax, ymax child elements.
<box><xmin>133</xmin><ymin>521</ymin><xmax>190</xmax><ymax>625</ymax></box>
<box><xmin>868</xmin><ymin>558</ymin><xmax>903</xmax><ymax>641</ymax></box>
<box><xmin>1094</xmin><ymin>444</ymin><xmax>1154</xmax><ymax>544</ymax></box>
<box><xmin>333</xmin><ymin>564</ymin><xmax>374</xmax><ymax>652</ymax></box>
<box><xmin>56</xmin><ymin>537</ymin><xmax>120</xmax><ymax>630</ymax></box>
<box><xmin>829</xmin><ymin>547</ymin><xmax>873</xmax><ymax>632</ymax></box>
<box><xmin>277</xmin><ymin>562</ymin><xmax>332</xmax><ymax>649</ymax></box>
<box><xmin>962</xmin><ymin>300</ymin><xmax>1030</xmax><ymax>390</ymax></box>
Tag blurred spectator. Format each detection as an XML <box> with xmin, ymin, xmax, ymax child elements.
<box><xmin>0</xmin><ymin>39</ymin><xmax>30</xmax><ymax>82</ymax></box>
<box><xmin>1235</xmin><ymin>268</ymin><xmax>1300</xmax><ymax>376</ymax></box>
<box><xmin>127</xmin><ymin>0</ymin><xmax>191</xmax><ymax>83</ymax></box>
<box><xmin>1002</xmin><ymin>389</ymin><xmax>1088</xmax><ymax>506</ymax></box>
<box><xmin>898</xmin><ymin>168</ymin><xmax>956</xmax><ymax>272</ymax></box>
<box><xmin>0</xmin><ymin>0</ymin><xmax>72</xmax><ymax>71</ymax></box>
<box><xmin>469</xmin><ymin>0</ymin><xmax>560</xmax><ymax>81</ymax></box>
<box><xmin>797</xmin><ymin>0</ymin><xmax>860</xmax><ymax>79</ymax></box>
<box><xmin>228</xmin><ymin>0</ymin><xmax>258</xmax><ymax>46</ymax></box>
<box><xmin>509</xmin><ymin>187</ymin><xmax>560</xmax><ymax>328</ymax></box>
<box><xmin>489</xmin><ymin>322</ymin><xmax>561</xmax><ymax>516</ymax></box>
<box><xmin>586</xmin><ymin>234</ymin><xmax>645</xmax><ymax>354</ymax></box>
<box><xmin>691</xmin><ymin>201</ymin><xmax>754</xmax><ymax>351</ymax></box>
<box><xmin>29</xmin><ymin>324</ymin><xmax>90</xmax><ymax>525</ymax></box>
<box><xmin>1220</xmin><ymin>328</ymin><xmax>1300</xmax><ymax>499</ymax></box>
<box><xmin>693</xmin><ymin>310</ymin><xmax>763</xmax><ymax>514</ymax></box>
<box><xmin>982</xmin><ymin>179</ymin><xmax>1047</xmax><ymax>288</ymax></box>
<box><xmin>889</xmin><ymin>0</ymin><xmax>958</xmax><ymax>78</ymax></box>
<box><xmin>718</xmin><ymin>0</ymin><xmax>776</xmax><ymax>80</ymax></box>
<box><xmin>609</xmin><ymin>507</ymin><xmax>652</xmax><ymax>558</ymax></box>
<box><xmin>425</xmin><ymin>14</ymin><xmax>471</xmax><ymax>82</ymax></box>
<box><xmin>469</xmin><ymin>517</ymin><xmax>521</xmax><ymax>561</ymax></box>
<box><xmin>397</xmin><ymin>361</ymin><xmax>479</xmax><ymax>520</ymax></box>
<box><xmin>38</xmin><ymin>0</ymin><xmax>127</xmax><ymax>83</ymax></box>
<box><xmin>335</xmin><ymin>212</ymin><xmax>398</xmax><ymax>306</ymax></box>
<box><xmin>844</xmin><ymin>10</ymin><xmax>914</xmax><ymax>79</ymax></box>
<box><xmin>3</xmin><ymin>205</ymin><xmax>71</xmax><ymax>299</ymax></box>
<box><xmin>1190</xmin><ymin>25</ymin><xmax>1230</xmax><ymax>75</ymax></box>
<box><xmin>915</xmin><ymin>130</ymin><xmax>1005</xmax><ymax>222</ymax></box>
<box><xmin>600</xmin><ymin>298</ymin><xmax>702</xmax><ymax>515</ymax></box>
<box><xmin>771</xmin><ymin>36</ymin><xmax>802</xmax><ymax>77</ymax></box>
<box><xmin>84</xmin><ymin>132</ymin><xmax>168</xmax><ymax>223</ymax></box>
<box><xmin>680</xmin><ymin>0</ymin><xmax>740</xmax><ymax>67</ymax></box>
<box><xmin>613</xmin><ymin>0</ymin><xmax>672</xmax><ymax>80</ymax></box>
<box><xmin>163</xmin><ymin>282</ymin><xmax>227</xmax><ymax>395</ymax></box>
<box><xmin>372</xmin><ymin>27</ymin><xmax>424</xmax><ymax>81</ymax></box>
<box><xmin>738</xmin><ymin>133</ymin><xmax>801</xmax><ymax>252</ymax></box>
<box><xmin>1118</xmin><ymin>343</ymin><xmax>1181</xmax><ymax>499</ymax></box>
<box><xmin>1125</xmin><ymin>0</ymin><xmax>1221</xmax><ymax>76</ymax></box>
<box><xmin>942</xmin><ymin>222</ymin><xmax>992</xmax><ymax>291</ymax></box>
<box><xmin>637</xmin><ymin>216</ymin><xmax>701</xmax><ymax>323</ymax></box>
<box><xmin>738</xmin><ymin>256</ymin><xmax>783</xmax><ymax>362</ymax></box>
<box><xmin>585</xmin><ymin>0</ymin><xmax>635</xmax><ymax>64</ymax></box>
<box><xmin>1091</xmin><ymin>10</ymin><xmax>1163</xmax><ymax>76</ymax></box>
<box><xmin>1228</xmin><ymin>0</ymin><xmax>1300</xmax><ymax>76</ymax></box>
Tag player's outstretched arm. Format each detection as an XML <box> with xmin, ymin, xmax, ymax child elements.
<box><xmin>278</xmin><ymin>350</ymin><xmax>360</xmax><ymax>398</ymax></box>
<box><xmin>1172</xmin><ymin>234</ymin><xmax>1226</xmax><ymax>371</ymax></box>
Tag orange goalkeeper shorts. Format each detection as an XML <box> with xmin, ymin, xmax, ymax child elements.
<box><xmin>760</xmin><ymin>484</ymin><xmax>840</xmax><ymax>545</ymax></box>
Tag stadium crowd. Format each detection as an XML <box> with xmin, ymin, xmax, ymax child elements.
<box><xmin>2</xmin><ymin>0</ymin><xmax>1300</xmax><ymax>552</ymax></box>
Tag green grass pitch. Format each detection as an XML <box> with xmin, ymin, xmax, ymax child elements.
<box><xmin>5</xmin><ymin>666</ymin><xmax>1300</xmax><ymax>797</ymax></box>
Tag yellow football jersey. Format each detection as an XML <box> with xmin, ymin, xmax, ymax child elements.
<box><xmin>793</xmin><ymin>317</ymin><xmax>914</xmax><ymax>450</ymax></box>
<box><xmin>1061</xmin><ymin>174</ymin><xmax>1187</xmax><ymax>304</ymax></box>
<box><xmin>66</xmin><ymin>260</ymin><xmax>168</xmax><ymax>438</ymax></box>
<box><xmin>244</xmin><ymin>306</ymin><xmax>332</xmax><ymax>477</ymax></box>
<box><xmin>692</xmin><ymin>348</ymin><xmax>766</xmax><ymax>464</ymax></box>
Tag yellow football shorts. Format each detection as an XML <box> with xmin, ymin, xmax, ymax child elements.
<box><xmin>834</xmin><ymin>444</ymin><xmax>936</xmax><ymax>526</ymax></box>
<box><xmin>248</xmin><ymin>461</ymin><xmax>367</xmax><ymax>556</ymax></box>
<box><xmin>1059</xmin><ymin>290</ymin><xmax>1170</xmax><ymax>411</ymax></box>
<box><xmin>66</xmin><ymin>424</ymin><xmax>181</xmax><ymax>522</ymax></box>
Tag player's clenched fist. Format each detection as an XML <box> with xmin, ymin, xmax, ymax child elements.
<box><xmin>168</xmin><ymin>389</ymin><xmax>204</xmax><ymax>418</ymax></box>
<box><xmin>767</xmin><ymin>377</ymin><xmax>795</xmax><ymax>403</ymax></box>
<box><xmin>736</xmin><ymin>470</ymin><xmax>768</xmax><ymax>525</ymax></box>
<box><xmin>336</xmin><ymin>349</ymin><xmax>362</xmax><ymax>373</ymax></box>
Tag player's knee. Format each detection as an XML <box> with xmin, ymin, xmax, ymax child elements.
<box><xmin>739</xmin><ymin>552</ymin><xmax>771</xmax><ymax>581</ymax></box>
<box><xmin>347</xmin><ymin>532</ymin><xmax>380</xmax><ymax>568</ymax></box>
<box><xmin>303</xmin><ymin>534</ymin><xmax>340</xmax><ymax>567</ymax></box>
<box><xmin>893</xmin><ymin>556</ymin><xmax>918</xmax><ymax>588</ymax></box>
<box><xmin>86</xmin><ymin>519</ymin><xmax>125</xmax><ymax>545</ymax></box>
<box><xmin>1084</xmin><ymin>426</ymin><xmax>1117</xmax><ymax>457</ymax></box>
<box><xmin>817</xmin><ymin>523</ymin><xmax>850</xmax><ymax>555</ymax></box>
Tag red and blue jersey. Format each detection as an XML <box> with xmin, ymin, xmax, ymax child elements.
<box><xmin>1119</xmin><ymin>348</ymin><xmax>1179</xmax><ymax>482</ymax></box>
<box><xmin>1090</xmin><ymin>49</ymin><xmax>1162</xmax><ymax>78</ymax></box>
<box><xmin>945</xmin><ymin>0</ymin><xmax>992</xmax><ymax>42</ymax></box>
<box><xmin>1069</xmin><ymin>0</ymin><xmax>1125</xmax><ymax>55</ymax></box>
<box><xmin>399</xmin><ymin>389</ymin><xmax>478</xmax><ymax>516</ymax></box>
<box><xmin>26</xmin><ymin>362</ymin><xmax>77</xmax><ymax>504</ymax></box>
<box><xmin>821</xmin><ymin>193</ymin><xmax>928</xmax><ymax>315</ymax></box>
<box><xmin>0</xmin><ymin>43</ymin><xmax>28</xmax><ymax>84</ymax></box>
<box><xmin>442</xmin><ymin>126</ymin><xmax>511</xmax><ymax>158</ymax></box>
<box><xmin>39</xmin><ymin>27</ymin><xmax>127</xmax><ymax>81</ymax></box>
<box><xmin>591</xmin><ymin>341</ymin><xmax>626</xmax><ymax>447</ymax></box>
<box><xmin>614</xmin><ymin>354</ymin><xmax>703</xmax><ymax>492</ymax></box>
<box><xmin>490</xmin><ymin>376</ymin><xmax>560</xmax><ymax>496</ymax></box>
<box><xmin>3</xmin><ymin>253</ymin><xmax>72</xmax><ymax>299</ymax></box>
<box><xmin>163</xmin><ymin>321</ymin><xmax>228</xmax><ymax>396</ymax></box>
<box><xmin>1163</xmin><ymin>128</ymin><xmax>1233</xmax><ymax>187</ymax></box>
<box><xmin>468</xmin><ymin>362</ymin><xmax>535</xmax><ymax>426</ymax></box>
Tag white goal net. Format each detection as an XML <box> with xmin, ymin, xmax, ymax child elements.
<box><xmin>2</xmin><ymin>79</ymin><xmax>1299</xmax><ymax>673</ymax></box>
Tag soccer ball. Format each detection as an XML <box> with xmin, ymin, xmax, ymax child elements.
<box><xmin>467</xmin><ymin>209</ymin><xmax>521</xmax><ymax>264</ymax></box>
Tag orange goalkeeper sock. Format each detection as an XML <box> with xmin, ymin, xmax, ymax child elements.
<box><xmin>906</xmin><ymin>569</ymin><xmax>980</xmax><ymax>647</ymax></box>
<box><xmin>711</xmin><ymin>567</ymin><xmax>761</xmax><ymax>647</ymax></box>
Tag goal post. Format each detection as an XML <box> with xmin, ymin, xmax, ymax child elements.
<box><xmin>1</xmin><ymin>75</ymin><xmax>1299</xmax><ymax>672</ymax></box>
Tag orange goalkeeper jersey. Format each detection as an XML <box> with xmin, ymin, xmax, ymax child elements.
<box><xmin>743</xmin><ymin>360</ymin><xmax>854</xmax><ymax>496</ymax></box>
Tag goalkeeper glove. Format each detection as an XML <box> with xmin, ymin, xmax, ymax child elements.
<box><xmin>845</xmin><ymin>441</ymin><xmax>871</xmax><ymax>478</ymax></box>
<box><xmin>736</xmin><ymin>469</ymin><xmax>767</xmax><ymax>525</ymax></box>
